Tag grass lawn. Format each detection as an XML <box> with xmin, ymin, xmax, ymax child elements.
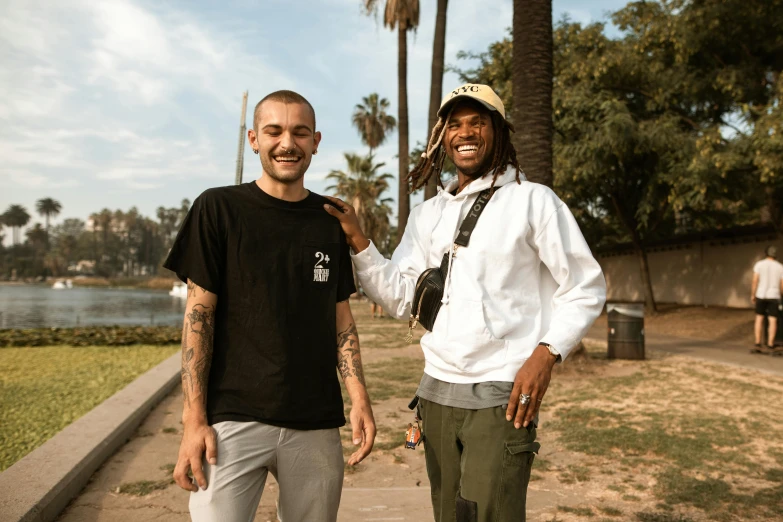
<box><xmin>538</xmin><ymin>341</ymin><xmax>783</xmax><ymax>521</ymax></box>
<box><xmin>0</xmin><ymin>345</ymin><xmax>178</xmax><ymax>471</ymax></box>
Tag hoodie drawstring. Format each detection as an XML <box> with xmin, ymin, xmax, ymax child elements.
<box><xmin>441</xmin><ymin>197</ymin><xmax>469</xmax><ymax>305</ymax></box>
<box><xmin>441</xmin><ymin>243</ymin><xmax>455</xmax><ymax>305</ymax></box>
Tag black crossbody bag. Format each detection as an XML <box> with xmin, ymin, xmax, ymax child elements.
<box><xmin>405</xmin><ymin>189</ymin><xmax>493</xmax><ymax>343</ymax></box>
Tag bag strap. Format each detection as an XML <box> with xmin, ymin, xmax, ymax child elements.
<box><xmin>454</xmin><ymin>188</ymin><xmax>492</xmax><ymax>248</ymax></box>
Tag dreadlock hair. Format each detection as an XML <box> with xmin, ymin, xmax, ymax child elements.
<box><xmin>407</xmin><ymin>99</ymin><xmax>522</xmax><ymax>194</ymax></box>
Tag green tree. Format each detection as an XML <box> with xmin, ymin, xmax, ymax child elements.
<box><xmin>49</xmin><ymin>218</ymin><xmax>86</xmax><ymax>274</ymax></box>
<box><xmin>25</xmin><ymin>223</ymin><xmax>47</xmax><ymax>248</ymax></box>
<box><xmin>89</xmin><ymin>209</ymin><xmax>114</xmax><ymax>275</ymax></box>
<box><xmin>52</xmin><ymin>218</ymin><xmax>86</xmax><ymax>239</ymax></box>
<box><xmin>35</xmin><ymin>198</ymin><xmax>62</xmax><ymax>241</ymax></box>
<box><xmin>455</xmin><ymin>1</ymin><xmax>783</xmax><ymax>312</ymax></box>
<box><xmin>423</xmin><ymin>0</ymin><xmax>450</xmax><ymax>201</ymax></box>
<box><xmin>454</xmin><ymin>34</ymin><xmax>513</xmax><ymax>109</ymax></box>
<box><xmin>25</xmin><ymin>223</ymin><xmax>48</xmax><ymax>275</ymax></box>
<box><xmin>749</xmin><ymin>78</ymin><xmax>783</xmax><ymax>233</ymax></box>
<box><xmin>362</xmin><ymin>0</ymin><xmax>420</xmax><ymax>241</ymax></box>
<box><xmin>513</xmin><ymin>0</ymin><xmax>554</xmax><ymax>187</ymax></box>
<box><xmin>2</xmin><ymin>205</ymin><xmax>31</xmax><ymax>245</ymax></box>
<box><xmin>626</xmin><ymin>0</ymin><xmax>783</xmax><ymax>234</ymax></box>
<box><xmin>352</xmin><ymin>93</ymin><xmax>397</xmax><ymax>156</ymax></box>
<box><xmin>327</xmin><ymin>153</ymin><xmax>394</xmax><ymax>249</ymax></box>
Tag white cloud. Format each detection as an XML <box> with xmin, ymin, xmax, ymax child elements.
<box><xmin>0</xmin><ymin>0</ymin><xmax>293</xmax><ymax>210</ymax></box>
<box><xmin>1</xmin><ymin>0</ymin><xmax>624</xmax><ymax>247</ymax></box>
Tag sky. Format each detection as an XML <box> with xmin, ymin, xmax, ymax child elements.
<box><xmin>1</xmin><ymin>0</ymin><xmax>628</xmax><ymax>243</ymax></box>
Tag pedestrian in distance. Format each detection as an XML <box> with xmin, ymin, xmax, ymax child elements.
<box><xmin>751</xmin><ymin>245</ymin><xmax>783</xmax><ymax>353</ymax></box>
<box><xmin>164</xmin><ymin>90</ymin><xmax>375</xmax><ymax>522</ymax></box>
<box><xmin>325</xmin><ymin>83</ymin><xmax>606</xmax><ymax>522</ymax></box>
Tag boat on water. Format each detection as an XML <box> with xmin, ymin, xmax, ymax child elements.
<box><xmin>169</xmin><ymin>281</ymin><xmax>188</xmax><ymax>299</ymax></box>
<box><xmin>52</xmin><ymin>279</ymin><xmax>73</xmax><ymax>289</ymax></box>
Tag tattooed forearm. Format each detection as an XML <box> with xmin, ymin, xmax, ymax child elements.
<box><xmin>180</xmin><ymin>344</ymin><xmax>194</xmax><ymax>406</ymax></box>
<box><xmin>187</xmin><ymin>280</ymin><xmax>199</xmax><ymax>298</ymax></box>
<box><xmin>338</xmin><ymin>323</ymin><xmax>358</xmax><ymax>352</ymax></box>
<box><xmin>181</xmin><ymin>301</ymin><xmax>216</xmax><ymax>410</ymax></box>
<box><xmin>336</xmin><ymin>322</ymin><xmax>365</xmax><ymax>386</ymax></box>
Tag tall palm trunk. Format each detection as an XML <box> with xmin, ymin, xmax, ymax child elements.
<box><xmin>424</xmin><ymin>0</ymin><xmax>449</xmax><ymax>201</ymax></box>
<box><xmin>44</xmin><ymin>213</ymin><xmax>51</xmax><ymax>250</ymax></box>
<box><xmin>512</xmin><ymin>0</ymin><xmax>553</xmax><ymax>187</ymax></box>
<box><xmin>397</xmin><ymin>25</ymin><xmax>410</xmax><ymax>241</ymax></box>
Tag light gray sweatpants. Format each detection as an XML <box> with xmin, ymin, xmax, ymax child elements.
<box><xmin>189</xmin><ymin>420</ymin><xmax>344</xmax><ymax>522</ymax></box>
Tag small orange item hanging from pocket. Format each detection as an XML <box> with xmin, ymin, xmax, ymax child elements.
<box><xmin>405</xmin><ymin>421</ymin><xmax>422</xmax><ymax>450</ymax></box>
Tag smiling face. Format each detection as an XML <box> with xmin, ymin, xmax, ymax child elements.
<box><xmin>248</xmin><ymin>100</ymin><xmax>321</xmax><ymax>185</ymax></box>
<box><xmin>443</xmin><ymin>101</ymin><xmax>495</xmax><ymax>179</ymax></box>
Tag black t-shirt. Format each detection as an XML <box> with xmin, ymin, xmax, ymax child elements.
<box><xmin>163</xmin><ymin>182</ymin><xmax>355</xmax><ymax>430</ymax></box>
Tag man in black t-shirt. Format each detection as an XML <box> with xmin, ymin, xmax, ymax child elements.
<box><xmin>164</xmin><ymin>90</ymin><xmax>375</xmax><ymax>522</ymax></box>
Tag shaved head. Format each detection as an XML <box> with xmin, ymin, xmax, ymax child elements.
<box><xmin>253</xmin><ymin>90</ymin><xmax>316</xmax><ymax>132</ymax></box>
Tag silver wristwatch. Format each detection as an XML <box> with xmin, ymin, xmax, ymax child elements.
<box><xmin>539</xmin><ymin>342</ymin><xmax>561</xmax><ymax>362</ymax></box>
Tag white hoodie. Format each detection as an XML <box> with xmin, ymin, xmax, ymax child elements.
<box><xmin>351</xmin><ymin>166</ymin><xmax>607</xmax><ymax>383</ymax></box>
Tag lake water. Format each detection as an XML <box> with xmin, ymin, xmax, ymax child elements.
<box><xmin>0</xmin><ymin>285</ymin><xmax>187</xmax><ymax>329</ymax></box>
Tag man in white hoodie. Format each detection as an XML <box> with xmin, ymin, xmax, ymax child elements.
<box><xmin>325</xmin><ymin>84</ymin><xmax>606</xmax><ymax>522</ymax></box>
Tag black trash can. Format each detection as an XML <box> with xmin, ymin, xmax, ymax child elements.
<box><xmin>607</xmin><ymin>303</ymin><xmax>645</xmax><ymax>360</ymax></box>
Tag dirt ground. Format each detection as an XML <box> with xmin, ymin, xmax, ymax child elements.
<box><xmin>56</xmin><ymin>303</ymin><xmax>783</xmax><ymax>522</ymax></box>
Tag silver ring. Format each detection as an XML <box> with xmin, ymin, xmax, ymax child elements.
<box><xmin>519</xmin><ymin>393</ymin><xmax>531</xmax><ymax>405</ymax></box>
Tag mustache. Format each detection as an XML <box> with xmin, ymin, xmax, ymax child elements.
<box><xmin>452</xmin><ymin>139</ymin><xmax>483</xmax><ymax>147</ymax></box>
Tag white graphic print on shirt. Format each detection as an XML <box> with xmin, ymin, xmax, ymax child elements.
<box><xmin>314</xmin><ymin>252</ymin><xmax>330</xmax><ymax>282</ymax></box>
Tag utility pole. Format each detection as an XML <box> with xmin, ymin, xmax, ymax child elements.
<box><xmin>235</xmin><ymin>91</ymin><xmax>249</xmax><ymax>185</ymax></box>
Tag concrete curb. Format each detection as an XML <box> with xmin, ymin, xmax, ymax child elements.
<box><xmin>0</xmin><ymin>351</ymin><xmax>181</xmax><ymax>522</ymax></box>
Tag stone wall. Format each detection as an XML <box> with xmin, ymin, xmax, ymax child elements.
<box><xmin>599</xmin><ymin>236</ymin><xmax>783</xmax><ymax>308</ymax></box>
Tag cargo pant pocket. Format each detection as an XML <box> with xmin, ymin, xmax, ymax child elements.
<box><xmin>456</xmin><ymin>493</ymin><xmax>478</xmax><ymax>522</ymax></box>
<box><xmin>497</xmin><ymin>441</ymin><xmax>540</xmax><ymax>521</ymax></box>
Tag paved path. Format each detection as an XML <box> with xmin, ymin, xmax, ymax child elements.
<box><xmin>586</xmin><ymin>324</ymin><xmax>783</xmax><ymax>376</ymax></box>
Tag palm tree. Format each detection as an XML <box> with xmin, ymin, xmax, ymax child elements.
<box><xmin>90</xmin><ymin>208</ymin><xmax>114</xmax><ymax>272</ymax></box>
<box><xmin>2</xmin><ymin>204</ymin><xmax>31</xmax><ymax>245</ymax></box>
<box><xmin>513</xmin><ymin>1</ymin><xmax>592</xmax><ymax>345</ymax></box>
<box><xmin>363</xmin><ymin>0</ymin><xmax>420</xmax><ymax>241</ymax></box>
<box><xmin>424</xmin><ymin>0</ymin><xmax>449</xmax><ymax>201</ymax></box>
<box><xmin>326</xmin><ymin>153</ymin><xmax>394</xmax><ymax>247</ymax></box>
<box><xmin>25</xmin><ymin>223</ymin><xmax>47</xmax><ymax>249</ymax></box>
<box><xmin>352</xmin><ymin>93</ymin><xmax>397</xmax><ymax>156</ymax></box>
<box><xmin>35</xmin><ymin>198</ymin><xmax>62</xmax><ymax>238</ymax></box>
<box><xmin>512</xmin><ymin>0</ymin><xmax>553</xmax><ymax>187</ymax></box>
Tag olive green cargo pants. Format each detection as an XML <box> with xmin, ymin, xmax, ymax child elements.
<box><xmin>418</xmin><ymin>398</ymin><xmax>540</xmax><ymax>522</ymax></box>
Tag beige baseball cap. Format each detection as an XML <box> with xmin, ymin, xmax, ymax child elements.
<box><xmin>437</xmin><ymin>83</ymin><xmax>506</xmax><ymax>120</ymax></box>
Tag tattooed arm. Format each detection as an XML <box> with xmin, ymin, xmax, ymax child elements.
<box><xmin>336</xmin><ymin>299</ymin><xmax>376</xmax><ymax>466</ymax></box>
<box><xmin>173</xmin><ymin>279</ymin><xmax>218</xmax><ymax>493</ymax></box>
